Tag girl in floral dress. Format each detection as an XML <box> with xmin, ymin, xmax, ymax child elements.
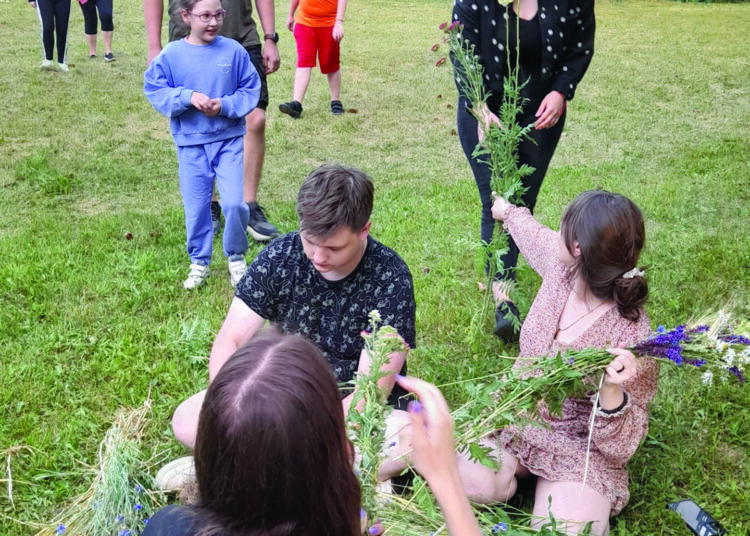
<box><xmin>459</xmin><ymin>190</ymin><xmax>657</xmax><ymax>535</ymax></box>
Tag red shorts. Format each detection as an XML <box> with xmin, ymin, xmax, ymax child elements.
<box><xmin>293</xmin><ymin>23</ymin><xmax>340</xmax><ymax>74</ymax></box>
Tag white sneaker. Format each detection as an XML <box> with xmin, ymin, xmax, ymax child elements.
<box><xmin>228</xmin><ymin>258</ymin><xmax>247</xmax><ymax>287</ymax></box>
<box><xmin>183</xmin><ymin>263</ymin><xmax>209</xmax><ymax>289</ymax></box>
<box><xmin>57</xmin><ymin>63</ymin><xmax>69</xmax><ymax>72</ymax></box>
<box><xmin>41</xmin><ymin>59</ymin><xmax>54</xmax><ymax>71</ymax></box>
<box><xmin>155</xmin><ymin>456</ymin><xmax>196</xmax><ymax>491</ymax></box>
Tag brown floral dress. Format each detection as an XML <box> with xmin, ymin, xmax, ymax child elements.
<box><xmin>498</xmin><ymin>206</ymin><xmax>658</xmax><ymax>514</ymax></box>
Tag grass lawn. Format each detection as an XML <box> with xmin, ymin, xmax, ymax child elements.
<box><xmin>1</xmin><ymin>0</ymin><xmax>749</xmax><ymax>534</ymax></box>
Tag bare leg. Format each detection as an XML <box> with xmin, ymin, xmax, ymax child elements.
<box><xmin>327</xmin><ymin>69</ymin><xmax>341</xmax><ymax>101</ymax></box>
<box><xmin>243</xmin><ymin>108</ymin><xmax>265</xmax><ymax>204</ymax></box>
<box><xmin>378</xmin><ymin>410</ymin><xmax>412</xmax><ymax>480</ymax></box>
<box><xmin>292</xmin><ymin>67</ymin><xmax>312</xmax><ymax>104</ymax></box>
<box><xmin>171</xmin><ymin>389</ymin><xmax>206</xmax><ymax>450</ymax></box>
<box><xmin>85</xmin><ymin>33</ymin><xmax>96</xmax><ymax>56</ymax></box>
<box><xmin>456</xmin><ymin>443</ymin><xmax>530</xmax><ymax>504</ymax></box>
<box><xmin>101</xmin><ymin>30</ymin><xmax>113</xmax><ymax>55</ymax></box>
<box><xmin>532</xmin><ymin>479</ymin><xmax>611</xmax><ymax>536</ymax></box>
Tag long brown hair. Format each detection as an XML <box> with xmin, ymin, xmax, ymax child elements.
<box><xmin>561</xmin><ymin>190</ymin><xmax>648</xmax><ymax>322</ymax></box>
<box><xmin>193</xmin><ymin>331</ymin><xmax>361</xmax><ymax>536</ymax></box>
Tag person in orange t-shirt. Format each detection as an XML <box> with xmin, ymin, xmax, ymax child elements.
<box><xmin>278</xmin><ymin>0</ymin><xmax>347</xmax><ymax>119</ymax></box>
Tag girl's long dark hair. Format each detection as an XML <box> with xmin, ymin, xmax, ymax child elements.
<box><xmin>561</xmin><ymin>190</ymin><xmax>648</xmax><ymax>322</ymax></box>
<box><xmin>193</xmin><ymin>331</ymin><xmax>361</xmax><ymax>536</ymax></box>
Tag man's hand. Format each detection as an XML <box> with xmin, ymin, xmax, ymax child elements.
<box><xmin>262</xmin><ymin>41</ymin><xmax>280</xmax><ymax>74</ymax></box>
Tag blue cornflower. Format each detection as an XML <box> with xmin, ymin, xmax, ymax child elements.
<box><xmin>134</xmin><ymin>504</ymin><xmax>143</xmax><ymax>511</ymax></box>
<box><xmin>492</xmin><ymin>522</ymin><xmax>508</xmax><ymax>532</ymax></box>
<box><xmin>119</xmin><ymin>530</ymin><xmax>131</xmax><ymax>536</ymax></box>
<box><xmin>143</xmin><ymin>518</ymin><xmax>150</xmax><ymax>525</ymax></box>
<box><xmin>567</xmin><ymin>356</ymin><xmax>574</xmax><ymax>365</ymax></box>
<box><xmin>134</xmin><ymin>484</ymin><xmax>144</xmax><ymax>493</ymax></box>
<box><xmin>115</xmin><ymin>516</ymin><xmax>124</xmax><ymax>523</ymax></box>
<box><xmin>666</xmin><ymin>346</ymin><xmax>683</xmax><ymax>366</ymax></box>
<box><xmin>55</xmin><ymin>525</ymin><xmax>66</xmax><ymax>535</ymax></box>
<box><xmin>657</xmin><ymin>325</ymin><xmax>666</xmax><ymax>333</ymax></box>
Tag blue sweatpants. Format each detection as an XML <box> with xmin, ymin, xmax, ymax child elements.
<box><xmin>177</xmin><ymin>137</ymin><xmax>248</xmax><ymax>265</ymax></box>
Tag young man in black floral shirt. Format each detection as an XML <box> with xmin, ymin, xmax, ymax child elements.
<box><xmin>168</xmin><ymin>164</ymin><xmax>416</xmax><ymax>453</ymax></box>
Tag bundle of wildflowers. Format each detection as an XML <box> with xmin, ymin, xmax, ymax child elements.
<box><xmin>35</xmin><ymin>399</ymin><xmax>162</xmax><ymax>536</ymax></box>
<box><xmin>434</xmin><ymin>21</ymin><xmax>535</xmax><ymax>345</ymax></box>
<box><xmin>346</xmin><ymin>310</ymin><xmax>410</xmax><ymax>527</ymax></box>
<box><xmin>449</xmin><ymin>312</ymin><xmax>749</xmax><ymax>465</ymax></box>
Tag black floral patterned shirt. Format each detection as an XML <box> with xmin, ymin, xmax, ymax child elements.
<box><xmin>235</xmin><ymin>232</ymin><xmax>416</xmax><ymax>397</ymax></box>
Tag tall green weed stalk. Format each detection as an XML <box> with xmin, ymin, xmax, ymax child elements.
<box><xmin>346</xmin><ymin>311</ymin><xmax>410</xmax><ymax>525</ymax></box>
<box><xmin>441</xmin><ymin>20</ymin><xmax>535</xmax><ymax>348</ymax></box>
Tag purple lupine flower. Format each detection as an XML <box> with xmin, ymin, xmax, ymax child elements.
<box><xmin>720</xmin><ymin>334</ymin><xmax>750</xmax><ymax>345</ymax></box>
<box><xmin>727</xmin><ymin>366</ymin><xmax>745</xmax><ymax>383</ymax></box>
<box><xmin>689</xmin><ymin>325</ymin><xmax>710</xmax><ymax>334</ymax></box>
<box><xmin>683</xmin><ymin>358</ymin><xmax>706</xmax><ymax>367</ymax></box>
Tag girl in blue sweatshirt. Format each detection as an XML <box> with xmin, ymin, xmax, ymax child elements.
<box><xmin>144</xmin><ymin>0</ymin><xmax>260</xmax><ymax>289</ymax></box>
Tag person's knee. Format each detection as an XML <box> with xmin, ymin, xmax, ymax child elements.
<box><xmin>246</xmin><ymin>109</ymin><xmax>265</xmax><ymax>135</ymax></box>
<box><xmin>463</xmin><ymin>470</ymin><xmax>517</xmax><ymax>504</ymax></box>
<box><xmin>172</xmin><ymin>399</ymin><xmax>198</xmax><ymax>449</ymax></box>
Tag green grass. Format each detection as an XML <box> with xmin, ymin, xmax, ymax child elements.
<box><xmin>1</xmin><ymin>0</ymin><xmax>749</xmax><ymax>534</ymax></box>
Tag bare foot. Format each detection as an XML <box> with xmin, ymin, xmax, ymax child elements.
<box><xmin>478</xmin><ymin>281</ymin><xmax>513</xmax><ymax>305</ymax></box>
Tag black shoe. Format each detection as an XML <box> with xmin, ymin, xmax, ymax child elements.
<box><xmin>210</xmin><ymin>200</ymin><xmax>222</xmax><ymax>236</ymax></box>
<box><xmin>104</xmin><ymin>52</ymin><xmax>116</xmax><ymax>62</ymax></box>
<box><xmin>279</xmin><ymin>100</ymin><xmax>302</xmax><ymax>119</ymax></box>
<box><xmin>247</xmin><ymin>202</ymin><xmax>280</xmax><ymax>241</ymax></box>
<box><xmin>494</xmin><ymin>301</ymin><xmax>520</xmax><ymax>341</ymax></box>
<box><xmin>330</xmin><ymin>100</ymin><xmax>344</xmax><ymax>115</ymax></box>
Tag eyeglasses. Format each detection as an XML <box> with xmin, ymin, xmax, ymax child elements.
<box><xmin>188</xmin><ymin>9</ymin><xmax>227</xmax><ymax>23</ymax></box>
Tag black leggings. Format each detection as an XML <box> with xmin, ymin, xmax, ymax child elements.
<box><xmin>457</xmin><ymin>96</ymin><xmax>565</xmax><ymax>281</ymax></box>
<box><xmin>36</xmin><ymin>0</ymin><xmax>71</xmax><ymax>63</ymax></box>
<box><xmin>80</xmin><ymin>0</ymin><xmax>114</xmax><ymax>35</ymax></box>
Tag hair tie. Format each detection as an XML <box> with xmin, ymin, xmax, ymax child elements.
<box><xmin>622</xmin><ymin>267</ymin><xmax>644</xmax><ymax>279</ymax></box>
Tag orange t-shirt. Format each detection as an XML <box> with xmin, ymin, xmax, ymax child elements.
<box><xmin>295</xmin><ymin>0</ymin><xmax>339</xmax><ymax>28</ymax></box>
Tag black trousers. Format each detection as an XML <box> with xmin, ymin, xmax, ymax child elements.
<box><xmin>79</xmin><ymin>0</ymin><xmax>114</xmax><ymax>35</ymax></box>
<box><xmin>457</xmin><ymin>96</ymin><xmax>565</xmax><ymax>281</ymax></box>
<box><xmin>36</xmin><ymin>0</ymin><xmax>71</xmax><ymax>63</ymax></box>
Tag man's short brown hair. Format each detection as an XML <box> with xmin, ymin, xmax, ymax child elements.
<box><xmin>296</xmin><ymin>164</ymin><xmax>374</xmax><ymax>238</ymax></box>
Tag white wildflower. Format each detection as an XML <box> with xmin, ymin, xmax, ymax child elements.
<box><xmin>368</xmin><ymin>309</ymin><xmax>381</xmax><ymax>323</ymax></box>
<box><xmin>701</xmin><ymin>370</ymin><xmax>713</xmax><ymax>386</ymax></box>
<box><xmin>723</xmin><ymin>348</ymin><xmax>736</xmax><ymax>366</ymax></box>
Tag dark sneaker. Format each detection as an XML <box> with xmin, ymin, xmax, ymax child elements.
<box><xmin>279</xmin><ymin>100</ymin><xmax>302</xmax><ymax>119</ymax></box>
<box><xmin>494</xmin><ymin>301</ymin><xmax>520</xmax><ymax>342</ymax></box>
<box><xmin>247</xmin><ymin>202</ymin><xmax>280</xmax><ymax>241</ymax></box>
<box><xmin>210</xmin><ymin>201</ymin><xmax>222</xmax><ymax>236</ymax></box>
<box><xmin>104</xmin><ymin>53</ymin><xmax>116</xmax><ymax>62</ymax></box>
<box><xmin>330</xmin><ymin>100</ymin><xmax>344</xmax><ymax>115</ymax></box>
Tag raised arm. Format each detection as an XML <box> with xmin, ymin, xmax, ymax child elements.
<box><xmin>143</xmin><ymin>0</ymin><xmax>164</xmax><ymax>63</ymax></box>
<box><xmin>209</xmin><ymin>298</ymin><xmax>266</xmax><ymax>381</ymax></box>
<box><xmin>492</xmin><ymin>196</ymin><xmax>560</xmax><ymax>278</ymax></box>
